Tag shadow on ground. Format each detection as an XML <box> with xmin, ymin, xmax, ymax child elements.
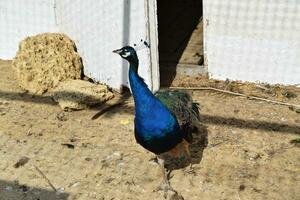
<box><xmin>160</xmin><ymin>123</ymin><xmax>208</xmax><ymax>171</ymax></box>
<box><xmin>0</xmin><ymin>180</ymin><xmax>69</xmax><ymax>200</ymax></box>
<box><xmin>92</xmin><ymin>99</ymin><xmax>300</xmax><ymax>135</ymax></box>
<box><xmin>1</xmin><ymin>90</ymin><xmax>299</xmax><ymax>136</ymax></box>
<box><xmin>201</xmin><ymin>114</ymin><xmax>300</xmax><ymax>135</ymax></box>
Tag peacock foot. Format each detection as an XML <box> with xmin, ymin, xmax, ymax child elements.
<box><xmin>166</xmin><ymin>190</ymin><xmax>184</xmax><ymax>200</ymax></box>
<box><xmin>183</xmin><ymin>164</ymin><xmax>196</xmax><ymax>175</ymax></box>
<box><xmin>155</xmin><ymin>183</ymin><xmax>184</xmax><ymax>199</ymax></box>
<box><xmin>154</xmin><ymin>181</ymin><xmax>175</xmax><ymax>198</ymax></box>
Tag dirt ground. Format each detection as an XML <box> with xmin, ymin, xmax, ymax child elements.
<box><xmin>0</xmin><ymin>59</ymin><xmax>299</xmax><ymax>200</ymax></box>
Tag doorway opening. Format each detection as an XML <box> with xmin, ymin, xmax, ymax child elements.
<box><xmin>157</xmin><ymin>0</ymin><xmax>204</xmax><ymax>86</ymax></box>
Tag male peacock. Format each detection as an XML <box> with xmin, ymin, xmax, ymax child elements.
<box><xmin>113</xmin><ymin>46</ymin><xmax>200</xmax><ymax>193</ymax></box>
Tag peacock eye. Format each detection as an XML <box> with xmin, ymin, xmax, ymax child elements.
<box><xmin>122</xmin><ymin>51</ymin><xmax>131</xmax><ymax>57</ymax></box>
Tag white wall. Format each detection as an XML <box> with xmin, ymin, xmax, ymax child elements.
<box><xmin>0</xmin><ymin>0</ymin><xmax>58</xmax><ymax>59</ymax></box>
<box><xmin>56</xmin><ymin>0</ymin><xmax>154</xmax><ymax>91</ymax></box>
<box><xmin>2</xmin><ymin>0</ymin><xmax>300</xmax><ymax>88</ymax></box>
<box><xmin>0</xmin><ymin>0</ymin><xmax>158</xmax><ymax>91</ymax></box>
<box><xmin>204</xmin><ymin>0</ymin><xmax>300</xmax><ymax>85</ymax></box>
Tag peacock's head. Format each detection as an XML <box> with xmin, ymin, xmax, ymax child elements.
<box><xmin>113</xmin><ymin>46</ymin><xmax>137</xmax><ymax>62</ymax></box>
<box><xmin>113</xmin><ymin>40</ymin><xmax>149</xmax><ymax>63</ymax></box>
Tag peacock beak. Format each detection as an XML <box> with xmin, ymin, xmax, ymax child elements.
<box><xmin>112</xmin><ymin>48</ymin><xmax>123</xmax><ymax>55</ymax></box>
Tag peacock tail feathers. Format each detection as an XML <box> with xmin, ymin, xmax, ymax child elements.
<box><xmin>155</xmin><ymin>90</ymin><xmax>200</xmax><ymax>143</ymax></box>
<box><xmin>155</xmin><ymin>90</ymin><xmax>200</xmax><ymax>122</ymax></box>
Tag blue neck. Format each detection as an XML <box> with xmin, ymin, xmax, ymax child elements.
<box><xmin>127</xmin><ymin>56</ymin><xmax>182</xmax><ymax>153</ymax></box>
<box><xmin>129</xmin><ymin>63</ymin><xmax>156</xmax><ymax>116</ymax></box>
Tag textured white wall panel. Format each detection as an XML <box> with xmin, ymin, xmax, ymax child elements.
<box><xmin>56</xmin><ymin>0</ymin><xmax>153</xmax><ymax>90</ymax></box>
<box><xmin>0</xmin><ymin>0</ymin><xmax>58</xmax><ymax>59</ymax></box>
<box><xmin>204</xmin><ymin>0</ymin><xmax>300</xmax><ymax>85</ymax></box>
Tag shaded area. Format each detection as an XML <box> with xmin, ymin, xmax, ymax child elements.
<box><xmin>121</xmin><ymin>0</ymin><xmax>131</xmax><ymax>86</ymax></box>
<box><xmin>157</xmin><ymin>0</ymin><xmax>203</xmax><ymax>86</ymax></box>
<box><xmin>0</xmin><ymin>90</ymin><xmax>56</xmax><ymax>105</ymax></box>
<box><xmin>91</xmin><ymin>90</ymin><xmax>132</xmax><ymax>120</ymax></box>
<box><xmin>0</xmin><ymin>90</ymin><xmax>125</xmax><ymax>112</ymax></box>
<box><xmin>0</xmin><ymin>180</ymin><xmax>69</xmax><ymax>200</ymax></box>
<box><xmin>163</xmin><ymin>123</ymin><xmax>208</xmax><ymax>171</ymax></box>
<box><xmin>201</xmin><ymin>114</ymin><xmax>300</xmax><ymax>135</ymax></box>
<box><xmin>0</xmin><ymin>90</ymin><xmax>299</xmax><ymax>135</ymax></box>
<box><xmin>190</xmin><ymin>124</ymin><xmax>208</xmax><ymax>164</ymax></box>
<box><xmin>91</xmin><ymin>102</ymin><xmax>300</xmax><ymax>135</ymax></box>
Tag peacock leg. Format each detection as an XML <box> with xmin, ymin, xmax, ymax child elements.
<box><xmin>156</xmin><ymin>156</ymin><xmax>175</xmax><ymax>196</ymax></box>
<box><xmin>157</xmin><ymin>156</ymin><xmax>169</xmax><ymax>185</ymax></box>
<box><xmin>182</xmin><ymin>139</ymin><xmax>195</xmax><ymax>174</ymax></box>
<box><xmin>156</xmin><ymin>156</ymin><xmax>185</xmax><ymax>199</ymax></box>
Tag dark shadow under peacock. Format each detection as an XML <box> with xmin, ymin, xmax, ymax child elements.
<box><xmin>113</xmin><ymin>45</ymin><xmax>207</xmax><ymax>198</ymax></box>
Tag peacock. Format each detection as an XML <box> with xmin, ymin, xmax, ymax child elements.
<box><xmin>113</xmin><ymin>46</ymin><xmax>200</xmax><ymax>194</ymax></box>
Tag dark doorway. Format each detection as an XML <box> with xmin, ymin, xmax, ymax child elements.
<box><xmin>157</xmin><ymin>0</ymin><xmax>204</xmax><ymax>86</ymax></box>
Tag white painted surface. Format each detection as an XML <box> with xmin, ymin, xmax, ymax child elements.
<box><xmin>145</xmin><ymin>0</ymin><xmax>160</xmax><ymax>92</ymax></box>
<box><xmin>0</xmin><ymin>0</ymin><xmax>159</xmax><ymax>91</ymax></box>
<box><xmin>204</xmin><ymin>0</ymin><xmax>300</xmax><ymax>85</ymax></box>
<box><xmin>2</xmin><ymin>0</ymin><xmax>300</xmax><ymax>87</ymax></box>
<box><xmin>56</xmin><ymin>0</ymin><xmax>157</xmax><ymax>91</ymax></box>
<box><xmin>0</xmin><ymin>0</ymin><xmax>58</xmax><ymax>59</ymax></box>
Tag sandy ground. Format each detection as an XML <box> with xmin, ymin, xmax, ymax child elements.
<box><xmin>0</xmin><ymin>59</ymin><xmax>299</xmax><ymax>200</ymax></box>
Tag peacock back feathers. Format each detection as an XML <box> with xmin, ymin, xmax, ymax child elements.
<box><xmin>155</xmin><ymin>90</ymin><xmax>200</xmax><ymax>143</ymax></box>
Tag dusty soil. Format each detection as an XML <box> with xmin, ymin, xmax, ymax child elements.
<box><xmin>0</xmin><ymin>59</ymin><xmax>299</xmax><ymax>200</ymax></box>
